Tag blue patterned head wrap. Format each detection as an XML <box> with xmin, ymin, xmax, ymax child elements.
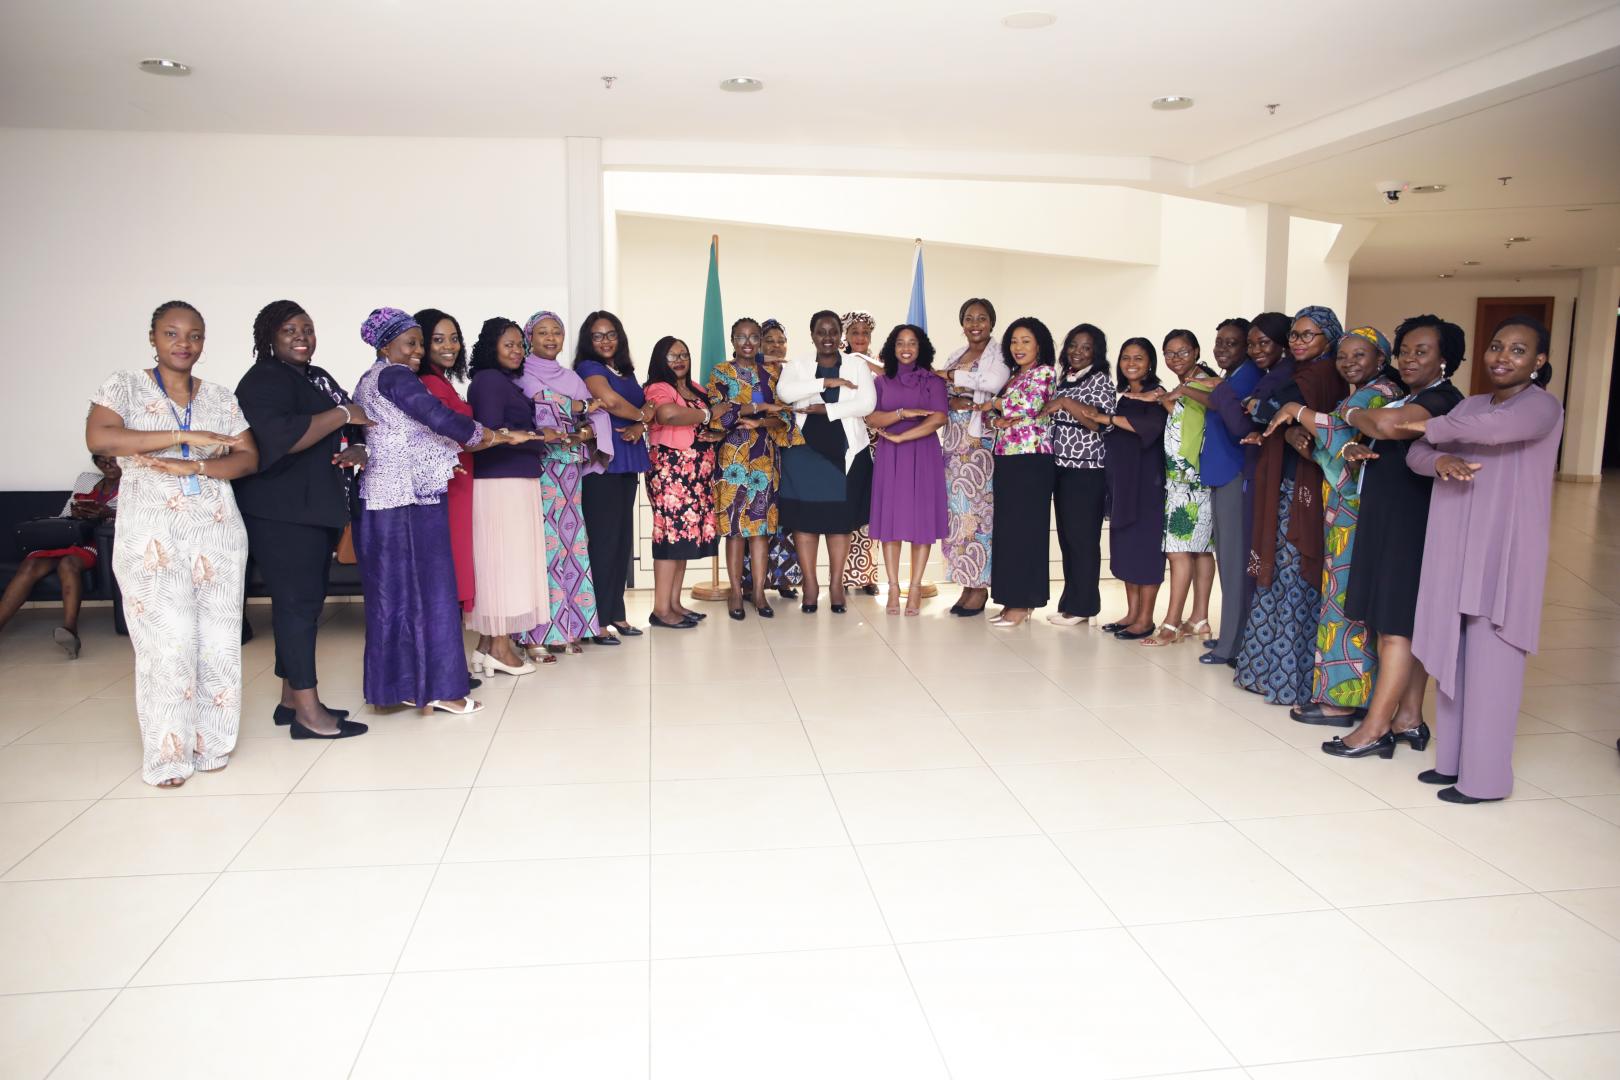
<box><xmin>360</xmin><ymin>307</ymin><xmax>419</xmax><ymax>350</ymax></box>
<box><xmin>1292</xmin><ymin>305</ymin><xmax>1343</xmax><ymax>353</ymax></box>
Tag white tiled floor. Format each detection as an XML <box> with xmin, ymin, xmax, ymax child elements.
<box><xmin>1</xmin><ymin>480</ymin><xmax>1618</xmax><ymax>1078</ymax></box>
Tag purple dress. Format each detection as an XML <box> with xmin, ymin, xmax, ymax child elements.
<box><xmin>870</xmin><ymin>368</ymin><xmax>948</xmax><ymax>544</ymax></box>
<box><xmin>352</xmin><ymin>361</ymin><xmax>482</xmax><ymax>707</ymax></box>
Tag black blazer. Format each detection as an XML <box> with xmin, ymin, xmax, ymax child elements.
<box><xmin>232</xmin><ymin>361</ymin><xmax>359</xmax><ymax>528</ymax></box>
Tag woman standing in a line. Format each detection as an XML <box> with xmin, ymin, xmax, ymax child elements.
<box><xmin>352</xmin><ymin>308</ymin><xmax>528</xmax><ymax>716</ymax></box>
<box><xmin>414</xmin><ymin>308</ymin><xmax>475</xmax><ymax>616</ymax></box>
<box><xmin>939</xmin><ymin>298</ymin><xmax>1009</xmax><ymax>616</ymax></box>
<box><xmin>576</xmin><ymin>310</ymin><xmax>652</xmax><ymax>643</ymax></box>
<box><xmin>739</xmin><ymin>318</ymin><xmax>802</xmax><ymax>601</ymax></box>
<box><xmin>1233</xmin><ymin>306</ymin><xmax>1347</xmax><ymax>705</ymax></box>
<box><xmin>643</xmin><ymin>336</ymin><xmax>718</xmax><ymax>628</ymax></box>
<box><xmin>1085</xmin><ymin>338</ymin><xmax>1165</xmax><ymax>640</ymax></box>
<box><xmin>1408</xmin><ymin>317</ymin><xmax>1563</xmax><ymax>802</ymax></box>
<box><xmin>234</xmin><ymin>299</ymin><xmax>370</xmax><ymax>738</ymax></box>
<box><xmin>867</xmin><ymin>324</ymin><xmax>948</xmax><ymax>614</ymax></box>
<box><xmin>982</xmin><ymin>317</ymin><xmax>1058</xmax><ymax>628</ymax></box>
<box><xmin>86</xmin><ymin>301</ymin><xmax>262</xmax><ymax>785</ymax></box>
<box><xmin>1041</xmin><ymin>323</ymin><xmax>1115</xmax><ymax>626</ymax></box>
<box><xmin>465</xmin><ymin>316</ymin><xmax>553</xmax><ymax>676</ymax></box>
<box><xmin>515</xmin><ymin>311</ymin><xmax>615</xmax><ymax>654</ymax></box>
<box><xmin>706</xmin><ymin>317</ymin><xmax>798</xmax><ymax>619</ymax></box>
<box><xmin>777</xmin><ymin>310</ymin><xmax>878</xmax><ymax>614</ymax></box>
<box><xmin>840</xmin><ymin>310</ymin><xmax>883</xmax><ymax>597</ymax></box>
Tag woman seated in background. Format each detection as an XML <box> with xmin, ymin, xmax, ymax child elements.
<box><xmin>0</xmin><ymin>454</ymin><xmax>120</xmax><ymax>658</ymax></box>
<box><xmin>707</xmin><ymin>316</ymin><xmax>799</xmax><ymax>619</ymax></box>
<box><xmin>1409</xmin><ymin>316</ymin><xmax>1563</xmax><ymax>803</ymax></box>
<box><xmin>576</xmin><ymin>310</ymin><xmax>652</xmax><ymax>642</ymax></box>
<box><xmin>1086</xmin><ymin>337</ymin><xmax>1165</xmax><ymax>639</ymax></box>
<box><xmin>352</xmin><ymin>308</ymin><xmax>531</xmax><ymax>718</ymax></box>
<box><xmin>1263</xmin><ymin>326</ymin><xmax>1401</xmax><ymax>725</ymax></box>
<box><xmin>777</xmin><ymin>309</ymin><xmax>877</xmax><ymax>614</ymax></box>
<box><xmin>515</xmin><ymin>310</ymin><xmax>616</xmax><ymax>655</ymax></box>
<box><xmin>983</xmin><ymin>316</ymin><xmax>1057</xmax><ymax>628</ymax></box>
<box><xmin>1234</xmin><ymin>306</ymin><xmax>1346</xmax><ymax>705</ymax></box>
<box><xmin>739</xmin><ymin>317</ymin><xmax>803</xmax><ymax>601</ymax></box>
<box><xmin>866</xmin><ymin>323</ymin><xmax>948</xmax><ymax>615</ymax></box>
<box><xmin>414</xmin><ymin>308</ymin><xmax>476</xmax><ymax>619</ymax></box>
<box><xmin>1041</xmin><ymin>323</ymin><xmax>1115</xmax><ymax>627</ymax></box>
<box><xmin>1324</xmin><ymin>314</ymin><xmax>1466</xmax><ymax>759</ymax></box>
<box><xmin>642</xmin><ymin>335</ymin><xmax>718</xmax><ymax>629</ymax></box>
<box><xmin>86</xmin><ymin>301</ymin><xmax>259</xmax><ymax>785</ymax></box>
<box><xmin>466</xmin><ymin>316</ymin><xmax>557</xmax><ymax>676</ymax></box>
<box><xmin>1141</xmin><ymin>329</ymin><xmax>1219</xmax><ymax>646</ymax></box>
<box><xmin>840</xmin><ymin>310</ymin><xmax>883</xmax><ymax>597</ymax></box>
<box><xmin>234</xmin><ymin>299</ymin><xmax>370</xmax><ymax>738</ymax></box>
<box><xmin>940</xmin><ymin>298</ymin><xmax>1009</xmax><ymax>616</ymax></box>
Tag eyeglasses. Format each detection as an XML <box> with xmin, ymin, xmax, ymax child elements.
<box><xmin>1288</xmin><ymin>330</ymin><xmax>1322</xmax><ymax>343</ymax></box>
<box><xmin>734</xmin><ymin>334</ymin><xmax>761</xmax><ymax>345</ymax></box>
<box><xmin>1164</xmin><ymin>347</ymin><xmax>1195</xmax><ymax>360</ymax></box>
<box><xmin>590</xmin><ymin>331</ymin><xmax>620</xmax><ymax>343</ymax></box>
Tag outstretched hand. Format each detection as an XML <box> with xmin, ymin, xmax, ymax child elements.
<box><xmin>130</xmin><ymin>454</ymin><xmax>200</xmax><ymax>477</ymax></box>
<box><xmin>1434</xmin><ymin>454</ymin><xmax>1483</xmax><ymax>482</ymax></box>
<box><xmin>1341</xmin><ymin>442</ymin><xmax>1378</xmax><ymax>464</ymax></box>
<box><xmin>332</xmin><ymin>445</ymin><xmax>368</xmax><ymax>470</ymax></box>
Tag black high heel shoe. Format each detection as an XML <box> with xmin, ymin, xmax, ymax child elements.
<box><xmin>1391</xmin><ymin>721</ymin><xmax>1431</xmax><ymax>752</ymax></box>
<box><xmin>801</xmin><ymin>602</ymin><xmax>818</xmax><ymax>614</ymax></box>
<box><xmin>756</xmin><ymin>602</ymin><xmax>775</xmax><ymax>618</ymax></box>
<box><xmin>948</xmin><ymin>602</ymin><xmax>964</xmax><ymax>615</ymax></box>
<box><xmin>777</xmin><ymin>587</ymin><xmax>799</xmax><ymax>600</ymax></box>
<box><xmin>728</xmin><ymin>606</ymin><xmax>746</xmax><ymax>621</ymax></box>
<box><xmin>830</xmin><ymin>603</ymin><xmax>847</xmax><ymax>614</ymax></box>
<box><xmin>275</xmin><ymin>705</ymin><xmax>350</xmax><ymax>726</ymax></box>
<box><xmin>1321</xmin><ymin>732</ymin><xmax>1396</xmax><ymax>759</ymax></box>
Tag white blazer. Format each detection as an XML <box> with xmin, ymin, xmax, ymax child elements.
<box><xmin>777</xmin><ymin>352</ymin><xmax>878</xmax><ymax>474</ymax></box>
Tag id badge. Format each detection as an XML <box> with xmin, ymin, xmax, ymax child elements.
<box><xmin>179</xmin><ymin>473</ymin><xmax>201</xmax><ymax>496</ymax></box>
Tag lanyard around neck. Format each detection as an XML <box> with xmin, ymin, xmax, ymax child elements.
<box><xmin>151</xmin><ymin>366</ymin><xmax>196</xmax><ymax>461</ymax></box>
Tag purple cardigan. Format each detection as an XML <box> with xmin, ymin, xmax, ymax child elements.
<box><xmin>467</xmin><ymin>369</ymin><xmax>544</xmax><ymax>479</ymax></box>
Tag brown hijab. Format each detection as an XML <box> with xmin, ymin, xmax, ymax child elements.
<box><xmin>1248</xmin><ymin>349</ymin><xmax>1348</xmax><ymax>589</ymax></box>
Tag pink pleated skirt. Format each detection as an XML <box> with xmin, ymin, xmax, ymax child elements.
<box><xmin>467</xmin><ymin>477</ymin><xmax>551</xmax><ymax>636</ymax></box>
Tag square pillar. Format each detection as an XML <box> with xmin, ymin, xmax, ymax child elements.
<box><xmin>1560</xmin><ymin>265</ymin><xmax>1620</xmax><ymax>481</ymax></box>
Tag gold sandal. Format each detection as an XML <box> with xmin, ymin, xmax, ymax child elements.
<box><xmin>1140</xmin><ymin>623</ymin><xmax>1184</xmax><ymax>647</ymax></box>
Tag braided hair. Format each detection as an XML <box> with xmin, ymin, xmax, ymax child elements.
<box><xmin>251</xmin><ymin>299</ymin><xmax>307</xmax><ymax>364</ymax></box>
<box><xmin>151</xmin><ymin>300</ymin><xmax>203</xmax><ymax>333</ymax></box>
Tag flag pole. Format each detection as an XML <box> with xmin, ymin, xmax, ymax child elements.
<box><xmin>689</xmin><ymin>234</ymin><xmax>729</xmax><ymax>603</ymax></box>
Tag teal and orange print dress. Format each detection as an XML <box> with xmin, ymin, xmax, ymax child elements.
<box><xmin>1310</xmin><ymin>374</ymin><xmax>1402</xmax><ymax>707</ymax></box>
<box><xmin>705</xmin><ymin>359</ymin><xmax>803</xmax><ymax>538</ymax></box>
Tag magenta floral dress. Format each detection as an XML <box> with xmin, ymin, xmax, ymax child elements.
<box><xmin>645</xmin><ymin>381</ymin><xmax>719</xmax><ymax>560</ymax></box>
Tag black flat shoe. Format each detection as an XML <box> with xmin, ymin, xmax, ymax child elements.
<box><xmin>290</xmin><ymin>717</ymin><xmax>369</xmax><ymax>740</ymax></box>
<box><xmin>468</xmin><ymin>676</ymin><xmax>482</xmax><ymax>690</ymax></box>
<box><xmin>613</xmin><ymin>623</ymin><xmax>644</xmax><ymax>637</ymax></box>
<box><xmin>861</xmin><ymin>584</ymin><xmax>880</xmax><ymax>596</ymax></box>
<box><xmin>830</xmin><ymin>603</ymin><xmax>847</xmax><ymax>614</ymax></box>
<box><xmin>676</xmin><ymin>610</ymin><xmax>707</xmax><ymax>621</ymax></box>
<box><xmin>1392</xmin><ymin>721</ymin><xmax>1431</xmax><ymax>752</ymax></box>
<box><xmin>948</xmin><ymin>602</ymin><xmax>964</xmax><ymax>615</ymax></box>
<box><xmin>274</xmin><ymin>704</ymin><xmax>350</xmax><ymax>727</ymax></box>
<box><xmin>801</xmin><ymin>603</ymin><xmax>818</xmax><ymax>614</ymax></box>
<box><xmin>1289</xmin><ymin>704</ymin><xmax>1364</xmax><ymax>727</ymax></box>
<box><xmin>777</xmin><ymin>587</ymin><xmax>799</xmax><ymax>600</ymax></box>
<box><xmin>1202</xmin><ymin>639</ymin><xmax>1218</xmax><ymax>649</ymax></box>
<box><xmin>1113</xmin><ymin>627</ymin><xmax>1152</xmax><ymax>640</ymax></box>
<box><xmin>756</xmin><ymin>604</ymin><xmax>774</xmax><ymax>618</ymax></box>
<box><xmin>1418</xmin><ymin>769</ymin><xmax>1459</xmax><ymax>785</ymax></box>
<box><xmin>953</xmin><ymin>605</ymin><xmax>985</xmax><ymax>618</ymax></box>
<box><xmin>1198</xmin><ymin>652</ymin><xmax>1231</xmax><ymax>666</ymax></box>
<box><xmin>1100</xmin><ymin>622</ymin><xmax>1124</xmax><ymax>633</ymax></box>
<box><xmin>728</xmin><ymin>607</ymin><xmax>746</xmax><ymax>621</ymax></box>
<box><xmin>1321</xmin><ymin>732</ymin><xmax>1396</xmax><ymax>759</ymax></box>
<box><xmin>1226</xmin><ymin>657</ymin><xmax>1237</xmax><ymax>668</ymax></box>
<box><xmin>587</xmin><ymin>634</ymin><xmax>622</xmax><ymax>646</ymax></box>
<box><xmin>649</xmin><ymin>613</ymin><xmax>697</xmax><ymax>630</ymax></box>
<box><xmin>1438</xmin><ymin>786</ymin><xmax>1502</xmax><ymax>804</ymax></box>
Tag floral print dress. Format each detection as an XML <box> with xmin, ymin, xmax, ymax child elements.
<box><xmin>706</xmin><ymin>359</ymin><xmax>801</xmax><ymax>538</ymax></box>
<box><xmin>1163</xmin><ymin>397</ymin><xmax>1214</xmax><ymax>553</ymax></box>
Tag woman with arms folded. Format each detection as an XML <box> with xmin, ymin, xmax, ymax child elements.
<box><xmin>1085</xmin><ymin>338</ymin><xmax>1165</xmax><ymax>640</ymax></box>
<box><xmin>866</xmin><ymin>323</ymin><xmax>948</xmax><ymax>615</ymax></box>
<box><xmin>643</xmin><ymin>335</ymin><xmax>718</xmax><ymax>629</ymax></box>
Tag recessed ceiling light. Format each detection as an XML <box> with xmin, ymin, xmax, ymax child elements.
<box><xmin>138</xmin><ymin>58</ymin><xmax>190</xmax><ymax>77</ymax></box>
<box><xmin>1565</xmin><ymin>207</ymin><xmax>1592</xmax><ymax>213</ymax></box>
<box><xmin>1151</xmin><ymin>96</ymin><xmax>1194</xmax><ymax>111</ymax></box>
<box><xmin>1461</xmin><ymin>260</ymin><xmax>1482</xmax><ymax>266</ymax></box>
<box><xmin>719</xmin><ymin>77</ymin><xmax>763</xmax><ymax>93</ymax></box>
<box><xmin>1410</xmin><ymin>184</ymin><xmax>1447</xmax><ymax>194</ymax></box>
<box><xmin>1506</xmin><ymin>236</ymin><xmax>1532</xmax><ymax>243</ymax></box>
<box><xmin>1437</xmin><ymin>272</ymin><xmax>1455</xmax><ymax>279</ymax></box>
<box><xmin>1001</xmin><ymin>11</ymin><xmax>1057</xmax><ymax>29</ymax></box>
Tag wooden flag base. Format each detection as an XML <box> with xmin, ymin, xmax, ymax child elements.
<box><xmin>689</xmin><ymin>582</ymin><xmax>730</xmax><ymax>602</ymax></box>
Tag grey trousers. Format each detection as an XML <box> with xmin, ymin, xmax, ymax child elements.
<box><xmin>1209</xmin><ymin>474</ymin><xmax>1252</xmax><ymax>660</ymax></box>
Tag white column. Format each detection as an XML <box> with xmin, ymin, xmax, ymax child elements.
<box><xmin>1560</xmin><ymin>265</ymin><xmax>1620</xmax><ymax>481</ymax></box>
<box><xmin>564</xmin><ymin>136</ymin><xmax>604</xmax><ymax>328</ymax></box>
<box><xmin>1244</xmin><ymin>203</ymin><xmax>1290</xmax><ymax>313</ymax></box>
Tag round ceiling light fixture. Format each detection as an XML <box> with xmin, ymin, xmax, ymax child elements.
<box><xmin>1506</xmin><ymin>236</ymin><xmax>1532</xmax><ymax>243</ymax></box>
<box><xmin>1410</xmin><ymin>184</ymin><xmax>1447</xmax><ymax>194</ymax></box>
<box><xmin>1437</xmin><ymin>272</ymin><xmax>1455</xmax><ymax>279</ymax></box>
<box><xmin>1151</xmin><ymin>96</ymin><xmax>1195</xmax><ymax>111</ymax></box>
<box><xmin>1461</xmin><ymin>260</ymin><xmax>1482</xmax><ymax>266</ymax></box>
<box><xmin>1001</xmin><ymin>11</ymin><xmax>1058</xmax><ymax>29</ymax></box>
<box><xmin>719</xmin><ymin>77</ymin><xmax>763</xmax><ymax>93</ymax></box>
<box><xmin>138</xmin><ymin>58</ymin><xmax>191</xmax><ymax>77</ymax></box>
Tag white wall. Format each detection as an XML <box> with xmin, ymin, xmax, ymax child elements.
<box><xmin>1346</xmin><ymin>272</ymin><xmax>1578</xmax><ymax>403</ymax></box>
<box><xmin>0</xmin><ymin>128</ymin><xmax>569</xmax><ymax>490</ymax></box>
<box><xmin>1285</xmin><ymin>217</ymin><xmax>1349</xmax><ymax>318</ymax></box>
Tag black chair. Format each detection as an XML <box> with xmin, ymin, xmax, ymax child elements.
<box><xmin>0</xmin><ymin>490</ymin><xmax>116</xmax><ymax>605</ymax></box>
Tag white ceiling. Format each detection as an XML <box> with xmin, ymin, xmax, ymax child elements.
<box><xmin>2</xmin><ymin>0</ymin><xmax>1618</xmax><ymax>278</ymax></box>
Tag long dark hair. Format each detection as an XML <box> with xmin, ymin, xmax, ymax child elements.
<box><xmin>470</xmin><ymin>317</ymin><xmax>524</xmax><ymax>377</ymax></box>
<box><xmin>1060</xmin><ymin>322</ymin><xmax>1110</xmax><ymax>382</ymax></box>
<box><xmin>644</xmin><ymin>336</ymin><xmax>707</xmax><ymax>403</ymax></box>
<box><xmin>1000</xmin><ymin>317</ymin><xmax>1056</xmax><ymax>369</ymax></box>
<box><xmin>1116</xmin><ymin>337</ymin><xmax>1162</xmax><ymax>392</ymax></box>
<box><xmin>413</xmin><ymin>308</ymin><xmax>467</xmax><ymax>383</ymax></box>
<box><xmin>877</xmin><ymin>324</ymin><xmax>937</xmax><ymax>379</ymax></box>
<box><xmin>252</xmin><ymin>299</ymin><xmax>306</xmax><ymax>364</ymax></box>
<box><xmin>574</xmin><ymin>310</ymin><xmax>634</xmax><ymax>376</ymax></box>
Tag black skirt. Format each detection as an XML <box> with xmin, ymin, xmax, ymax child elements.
<box><xmin>780</xmin><ymin>441</ymin><xmax>872</xmax><ymax>535</ymax></box>
<box><xmin>990</xmin><ymin>452</ymin><xmax>1055</xmax><ymax>608</ymax></box>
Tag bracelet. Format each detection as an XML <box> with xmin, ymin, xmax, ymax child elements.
<box><xmin>338</xmin><ymin>404</ymin><xmax>353</xmax><ymax>424</ymax></box>
<box><xmin>196</xmin><ymin>460</ymin><xmax>206</xmax><ymax>477</ymax></box>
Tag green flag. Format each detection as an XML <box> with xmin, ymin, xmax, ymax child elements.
<box><xmin>698</xmin><ymin>236</ymin><xmax>724</xmax><ymax>385</ymax></box>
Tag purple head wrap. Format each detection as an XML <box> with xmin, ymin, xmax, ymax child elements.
<box><xmin>523</xmin><ymin>310</ymin><xmax>564</xmax><ymax>352</ymax></box>
<box><xmin>360</xmin><ymin>307</ymin><xmax>420</xmax><ymax>351</ymax></box>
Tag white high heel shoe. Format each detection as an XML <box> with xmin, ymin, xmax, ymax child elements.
<box><xmin>476</xmin><ymin>651</ymin><xmax>535</xmax><ymax>676</ymax></box>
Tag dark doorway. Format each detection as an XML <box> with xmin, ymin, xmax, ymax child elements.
<box><xmin>1602</xmin><ymin>311</ymin><xmax>1620</xmax><ymax>471</ymax></box>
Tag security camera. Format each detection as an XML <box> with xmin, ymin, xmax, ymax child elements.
<box><xmin>1376</xmin><ymin>180</ymin><xmax>1409</xmax><ymax>204</ymax></box>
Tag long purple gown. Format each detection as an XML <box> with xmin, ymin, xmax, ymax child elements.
<box><xmin>869</xmin><ymin>368</ymin><xmax>948</xmax><ymax>543</ymax></box>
